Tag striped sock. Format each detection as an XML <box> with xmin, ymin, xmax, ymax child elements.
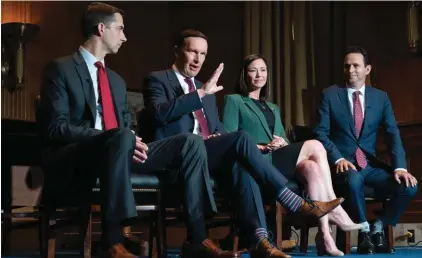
<box><xmin>253</xmin><ymin>228</ymin><xmax>268</xmax><ymax>248</ymax></box>
<box><xmin>277</xmin><ymin>187</ymin><xmax>304</xmax><ymax>212</ymax></box>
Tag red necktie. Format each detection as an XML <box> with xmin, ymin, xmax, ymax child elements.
<box><xmin>184</xmin><ymin>78</ymin><xmax>210</xmax><ymax>139</ymax></box>
<box><xmin>95</xmin><ymin>61</ymin><xmax>118</xmax><ymax>130</ymax></box>
<box><xmin>353</xmin><ymin>91</ymin><xmax>367</xmax><ymax>169</ymax></box>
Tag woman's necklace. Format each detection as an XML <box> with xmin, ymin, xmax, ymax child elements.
<box><xmin>253</xmin><ymin>99</ymin><xmax>267</xmax><ymax>110</ymax></box>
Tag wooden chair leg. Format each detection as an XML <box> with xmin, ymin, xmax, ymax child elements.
<box><xmin>156</xmin><ymin>191</ymin><xmax>166</xmax><ymax>258</ymax></box>
<box><xmin>336</xmin><ymin>228</ymin><xmax>351</xmax><ymax>254</ymax></box>
<box><xmin>385</xmin><ymin>225</ymin><xmax>394</xmax><ymax>249</ymax></box>
<box><xmin>148</xmin><ymin>212</ymin><xmax>155</xmax><ymax>258</ymax></box>
<box><xmin>276</xmin><ymin>202</ymin><xmax>283</xmax><ymax>250</ymax></box>
<box><xmin>38</xmin><ymin>204</ymin><xmax>56</xmax><ymax>258</ymax></box>
<box><xmin>83</xmin><ymin>211</ymin><xmax>92</xmax><ymax>258</ymax></box>
<box><xmin>2</xmin><ymin>210</ymin><xmax>12</xmax><ymax>256</ymax></box>
<box><xmin>48</xmin><ymin>219</ymin><xmax>57</xmax><ymax>258</ymax></box>
<box><xmin>77</xmin><ymin>203</ymin><xmax>93</xmax><ymax>258</ymax></box>
<box><xmin>38</xmin><ymin>205</ymin><xmax>51</xmax><ymax>258</ymax></box>
<box><xmin>299</xmin><ymin>227</ymin><xmax>308</xmax><ymax>253</ymax></box>
<box><xmin>232</xmin><ymin>226</ymin><xmax>239</xmax><ymax>252</ymax></box>
<box><xmin>345</xmin><ymin>231</ymin><xmax>351</xmax><ymax>255</ymax></box>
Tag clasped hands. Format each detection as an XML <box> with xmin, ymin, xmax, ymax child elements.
<box><xmin>258</xmin><ymin>135</ymin><xmax>289</xmax><ymax>154</ymax></box>
<box><xmin>131</xmin><ymin>130</ymin><xmax>148</xmax><ymax>164</ymax></box>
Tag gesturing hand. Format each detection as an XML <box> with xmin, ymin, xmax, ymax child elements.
<box><xmin>198</xmin><ymin>63</ymin><xmax>224</xmax><ymax>97</ymax></box>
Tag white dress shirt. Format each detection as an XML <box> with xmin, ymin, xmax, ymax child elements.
<box><xmin>347</xmin><ymin>85</ymin><xmax>365</xmax><ymax>118</ymax></box>
<box><xmin>335</xmin><ymin>84</ymin><xmax>407</xmax><ymax>172</ymax></box>
<box><xmin>172</xmin><ymin>65</ymin><xmax>202</xmax><ymax>135</ymax></box>
<box><xmin>79</xmin><ymin>46</ymin><xmax>104</xmax><ymax>130</ymax></box>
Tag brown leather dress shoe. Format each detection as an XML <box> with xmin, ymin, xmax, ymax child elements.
<box><xmin>297</xmin><ymin>198</ymin><xmax>344</xmax><ymax>218</ymax></box>
<box><xmin>101</xmin><ymin>243</ymin><xmax>137</xmax><ymax>258</ymax></box>
<box><xmin>181</xmin><ymin>239</ymin><xmax>243</xmax><ymax>258</ymax></box>
<box><xmin>250</xmin><ymin>238</ymin><xmax>291</xmax><ymax>258</ymax></box>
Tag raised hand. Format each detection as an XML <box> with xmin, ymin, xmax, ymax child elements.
<box><xmin>198</xmin><ymin>63</ymin><xmax>224</xmax><ymax>97</ymax></box>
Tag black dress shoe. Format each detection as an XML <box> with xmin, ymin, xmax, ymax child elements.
<box><xmin>372</xmin><ymin>232</ymin><xmax>395</xmax><ymax>254</ymax></box>
<box><xmin>357</xmin><ymin>231</ymin><xmax>374</xmax><ymax>254</ymax></box>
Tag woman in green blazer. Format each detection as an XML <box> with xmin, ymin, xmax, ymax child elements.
<box><xmin>223</xmin><ymin>54</ymin><xmax>362</xmax><ymax>256</ymax></box>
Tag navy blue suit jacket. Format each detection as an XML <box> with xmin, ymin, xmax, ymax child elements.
<box><xmin>314</xmin><ymin>84</ymin><xmax>407</xmax><ymax>171</ymax></box>
<box><xmin>143</xmin><ymin>69</ymin><xmax>224</xmax><ymax>141</ymax></box>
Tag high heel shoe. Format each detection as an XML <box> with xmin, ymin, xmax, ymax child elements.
<box><xmin>328</xmin><ymin>212</ymin><xmax>363</xmax><ymax>231</ymax></box>
<box><xmin>315</xmin><ymin>232</ymin><xmax>344</xmax><ymax>257</ymax></box>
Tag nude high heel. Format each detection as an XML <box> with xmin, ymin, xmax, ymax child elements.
<box><xmin>328</xmin><ymin>211</ymin><xmax>363</xmax><ymax>231</ymax></box>
<box><xmin>315</xmin><ymin>232</ymin><xmax>344</xmax><ymax>257</ymax></box>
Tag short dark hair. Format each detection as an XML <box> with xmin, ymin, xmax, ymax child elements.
<box><xmin>174</xmin><ymin>29</ymin><xmax>208</xmax><ymax>49</ymax></box>
<box><xmin>345</xmin><ymin>46</ymin><xmax>371</xmax><ymax>66</ymax></box>
<box><xmin>236</xmin><ymin>54</ymin><xmax>271</xmax><ymax>101</ymax></box>
<box><xmin>81</xmin><ymin>2</ymin><xmax>124</xmax><ymax>39</ymax></box>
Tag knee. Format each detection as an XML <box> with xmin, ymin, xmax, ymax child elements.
<box><xmin>344</xmin><ymin>171</ymin><xmax>364</xmax><ymax>191</ymax></box>
<box><xmin>305</xmin><ymin>139</ymin><xmax>327</xmax><ymax>157</ymax></box>
<box><xmin>182</xmin><ymin>133</ymin><xmax>207</xmax><ymax>153</ymax></box>
<box><xmin>297</xmin><ymin>160</ymin><xmax>320</xmax><ymax>178</ymax></box>
<box><xmin>402</xmin><ymin>184</ymin><xmax>418</xmax><ymax>198</ymax></box>
<box><xmin>110</xmin><ymin>127</ymin><xmax>135</xmax><ymax>150</ymax></box>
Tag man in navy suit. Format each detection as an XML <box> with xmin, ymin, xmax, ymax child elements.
<box><xmin>314</xmin><ymin>46</ymin><xmax>418</xmax><ymax>254</ymax></box>
<box><xmin>143</xmin><ymin>29</ymin><xmax>343</xmax><ymax>258</ymax></box>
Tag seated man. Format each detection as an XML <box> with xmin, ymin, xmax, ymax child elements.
<box><xmin>38</xmin><ymin>3</ymin><xmax>233</xmax><ymax>258</ymax></box>
<box><xmin>143</xmin><ymin>29</ymin><xmax>343</xmax><ymax>258</ymax></box>
<box><xmin>314</xmin><ymin>46</ymin><xmax>418</xmax><ymax>254</ymax></box>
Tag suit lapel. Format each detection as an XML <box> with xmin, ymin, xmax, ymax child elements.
<box><xmin>338</xmin><ymin>86</ymin><xmax>357</xmax><ymax>138</ymax></box>
<box><xmin>166</xmin><ymin>70</ymin><xmax>185</xmax><ymax>97</ymax></box>
<box><xmin>242</xmin><ymin>96</ymin><xmax>272</xmax><ymax>139</ymax></box>
<box><xmin>269</xmin><ymin>102</ymin><xmax>282</xmax><ymax>135</ymax></box>
<box><xmin>72</xmin><ymin>52</ymin><xmax>96</xmax><ymax>122</ymax></box>
<box><xmin>360</xmin><ymin>85</ymin><xmax>373</xmax><ymax>138</ymax></box>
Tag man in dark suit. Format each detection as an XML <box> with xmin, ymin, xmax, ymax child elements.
<box><xmin>314</xmin><ymin>46</ymin><xmax>418</xmax><ymax>254</ymax></box>
<box><xmin>143</xmin><ymin>29</ymin><xmax>343</xmax><ymax>258</ymax></box>
<box><xmin>38</xmin><ymin>3</ymin><xmax>235</xmax><ymax>258</ymax></box>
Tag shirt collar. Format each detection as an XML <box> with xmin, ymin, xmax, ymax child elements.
<box><xmin>347</xmin><ymin>84</ymin><xmax>365</xmax><ymax>97</ymax></box>
<box><xmin>172</xmin><ymin>64</ymin><xmax>195</xmax><ymax>83</ymax></box>
<box><xmin>79</xmin><ymin>46</ymin><xmax>105</xmax><ymax>68</ymax></box>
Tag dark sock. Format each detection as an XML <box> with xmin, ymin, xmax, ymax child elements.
<box><xmin>186</xmin><ymin>218</ymin><xmax>207</xmax><ymax>245</ymax></box>
<box><xmin>102</xmin><ymin>221</ymin><xmax>123</xmax><ymax>247</ymax></box>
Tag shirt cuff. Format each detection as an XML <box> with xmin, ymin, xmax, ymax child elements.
<box><xmin>335</xmin><ymin>158</ymin><xmax>345</xmax><ymax>165</ymax></box>
<box><xmin>394</xmin><ymin>168</ymin><xmax>408</xmax><ymax>172</ymax></box>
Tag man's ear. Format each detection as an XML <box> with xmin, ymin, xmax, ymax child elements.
<box><xmin>365</xmin><ymin>64</ymin><xmax>372</xmax><ymax>75</ymax></box>
<box><xmin>95</xmin><ymin>23</ymin><xmax>105</xmax><ymax>37</ymax></box>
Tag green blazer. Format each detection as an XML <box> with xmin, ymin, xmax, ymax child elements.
<box><xmin>222</xmin><ymin>94</ymin><xmax>290</xmax><ymax>163</ymax></box>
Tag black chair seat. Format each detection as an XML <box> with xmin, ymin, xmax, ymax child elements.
<box><xmin>94</xmin><ymin>174</ymin><xmax>160</xmax><ymax>190</ymax></box>
<box><xmin>94</xmin><ymin>173</ymin><xmax>216</xmax><ymax>190</ymax></box>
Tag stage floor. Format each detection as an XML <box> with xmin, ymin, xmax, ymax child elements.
<box><xmin>4</xmin><ymin>246</ymin><xmax>422</xmax><ymax>258</ymax></box>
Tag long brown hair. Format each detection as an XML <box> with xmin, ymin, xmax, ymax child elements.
<box><xmin>236</xmin><ymin>54</ymin><xmax>271</xmax><ymax>101</ymax></box>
